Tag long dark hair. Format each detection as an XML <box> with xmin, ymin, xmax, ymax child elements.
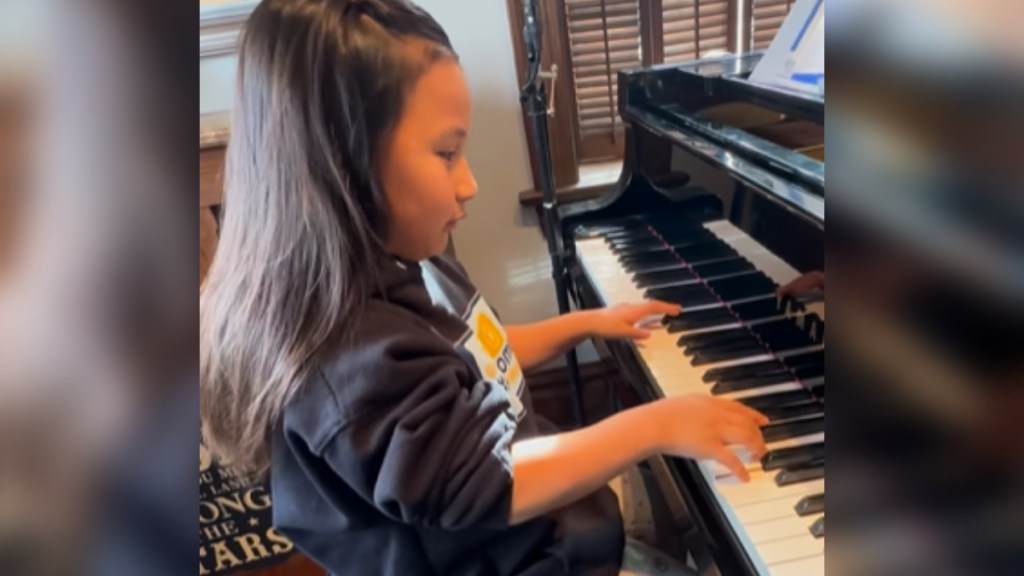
<box><xmin>200</xmin><ymin>0</ymin><xmax>456</xmax><ymax>476</ymax></box>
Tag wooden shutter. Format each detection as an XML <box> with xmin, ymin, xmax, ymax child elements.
<box><xmin>564</xmin><ymin>0</ymin><xmax>643</xmax><ymax>161</ymax></box>
<box><xmin>750</xmin><ymin>0</ymin><xmax>793</xmax><ymax>50</ymax></box>
<box><xmin>660</xmin><ymin>0</ymin><xmax>732</xmax><ymax>64</ymax></box>
<box><xmin>506</xmin><ymin>0</ymin><xmax>581</xmax><ymax>190</ymax></box>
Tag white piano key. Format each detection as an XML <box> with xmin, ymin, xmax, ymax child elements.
<box><xmin>707</xmin><ymin>221</ymin><xmax>802</xmax><ymax>288</ymax></box>
<box><xmin>732</xmin><ymin>489</ymin><xmax>825</xmax><ymax>527</ymax></box>
<box><xmin>717</xmin><ymin>382</ymin><xmax>804</xmax><ymax>401</ymax></box>
<box><xmin>576</xmin><ymin>221</ymin><xmax>825</xmax><ymax>576</ymax></box>
<box><xmin>744</xmin><ymin>516</ymin><xmax>816</xmax><ymax>544</ymax></box>
<box><xmin>715</xmin><ymin>475</ymin><xmax>824</xmax><ymax>509</ymax></box>
<box><xmin>770</xmin><ymin>554</ymin><xmax>824</xmax><ymax>576</ymax></box>
<box><xmin>707</xmin><ymin>431</ymin><xmax>825</xmax><ymax>478</ymax></box>
<box><xmin>757</xmin><ymin>532</ymin><xmax>824</xmax><ymax>565</ymax></box>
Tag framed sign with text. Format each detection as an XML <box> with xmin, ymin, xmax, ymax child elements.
<box><xmin>199</xmin><ymin>441</ymin><xmax>297</xmax><ymax>575</ymax></box>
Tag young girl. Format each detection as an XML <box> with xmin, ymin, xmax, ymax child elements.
<box><xmin>199</xmin><ymin>1</ymin><xmax>768</xmax><ymax>574</ymax></box>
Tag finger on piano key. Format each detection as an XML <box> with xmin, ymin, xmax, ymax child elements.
<box><xmin>708</xmin><ymin>431</ymin><xmax>825</xmax><ymax>478</ymax></box>
<box><xmin>578</xmin><ymin>220</ymin><xmax>828</xmax><ymax>576</ymax></box>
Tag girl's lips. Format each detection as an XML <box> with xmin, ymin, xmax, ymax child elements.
<box><xmin>445</xmin><ymin>214</ymin><xmax>466</xmax><ymax>231</ymax></box>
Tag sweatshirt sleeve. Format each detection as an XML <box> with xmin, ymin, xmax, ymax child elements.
<box><xmin>314</xmin><ymin>323</ymin><xmax>519</xmax><ymax>531</ymax></box>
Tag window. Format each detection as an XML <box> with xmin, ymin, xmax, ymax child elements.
<box><xmin>508</xmin><ymin>0</ymin><xmax>794</xmax><ymax>192</ymax></box>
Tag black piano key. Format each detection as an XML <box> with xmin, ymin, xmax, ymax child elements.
<box><xmin>742</xmin><ymin>339</ymin><xmax>810</xmax><ymax>361</ymax></box>
<box><xmin>618</xmin><ymin>248</ymin><xmax>675</xmax><ymax>264</ymax></box>
<box><xmin>791</xmin><ymin>362</ymin><xmax>825</xmax><ymax>380</ymax></box>
<box><xmin>685</xmin><ymin>336</ymin><xmax>761</xmax><ymax>358</ymax></box>
<box><xmin>727</xmin><ymin>297</ymin><xmax>795</xmax><ymax>322</ymax></box>
<box><xmin>758</xmin><ymin>401</ymin><xmax>823</xmax><ymax>423</ymax></box>
<box><xmin>761</xmin><ymin>442</ymin><xmax>825</xmax><ymax>471</ymax></box>
<box><xmin>774</xmin><ymin>460</ymin><xmax>824</xmax><ymax>486</ymax></box>
<box><xmin>611</xmin><ymin>236</ymin><xmax>664</xmax><ymax>249</ymax></box>
<box><xmin>632</xmin><ymin>267</ymin><xmax>696</xmax><ymax>287</ymax></box>
<box><xmin>761</xmin><ymin>416</ymin><xmax>825</xmax><ymax>443</ymax></box>
<box><xmin>621</xmin><ymin>251</ymin><xmax>679</xmax><ymax>268</ymax></box>
<box><xmin>601</xmin><ymin>221</ymin><xmax>658</xmax><ymax>235</ymax></box>
<box><xmin>664</xmin><ymin>306</ymin><xmax>736</xmax><ymax>332</ymax></box>
<box><xmin>651</xmin><ymin>271</ymin><xmax>776</xmax><ymax>307</ymax></box>
<box><xmin>610</xmin><ymin>235</ymin><xmax>664</xmax><ymax>249</ymax></box>
<box><xmin>659</xmin><ymin>235</ymin><xmax>720</xmax><ymax>252</ymax></box>
<box><xmin>646</xmin><ymin>281</ymin><xmax>711</xmax><ymax>300</ymax></box>
<box><xmin>749</xmin><ymin>318</ymin><xmax>816</xmax><ymax>348</ymax></box>
<box><xmin>691</xmin><ymin>330</ymin><xmax>816</xmax><ymax>363</ymax></box>
<box><xmin>795</xmin><ymin>493</ymin><xmax>825</xmax><ymax>517</ymax></box>
<box><xmin>673</xmin><ymin>241</ymin><xmax>738</xmax><ymax>263</ymax></box>
<box><xmin>677</xmin><ymin>325</ymin><xmax>751</xmax><ymax>347</ymax></box>
<box><xmin>602</xmin><ymin>229</ymin><xmax>651</xmax><ymax>242</ymax></box>
<box><xmin>665</xmin><ymin>297</ymin><xmax>783</xmax><ymax>334</ymax></box>
<box><xmin>646</xmin><ymin>285</ymin><xmax>719</xmax><ymax>308</ymax></box>
<box><xmin>809</xmin><ymin>517</ymin><xmax>824</xmax><ymax>539</ymax></box>
<box><xmin>691</xmin><ymin>342</ymin><xmax>768</xmax><ymax>366</ymax></box>
<box><xmin>704</xmin><ymin>349</ymin><xmax>824</xmax><ymax>383</ymax></box>
<box><xmin>703</xmin><ymin>358</ymin><xmax>784</xmax><ymax>382</ymax></box>
<box><xmin>670</xmin><ymin>292</ymin><xmax>721</xmax><ymax>308</ymax></box>
<box><xmin>690</xmin><ymin>257</ymin><xmax>756</xmax><ymax>279</ymax></box>
<box><xmin>781</xmin><ymin>349</ymin><xmax>826</xmax><ymax>369</ymax></box>
<box><xmin>612</xmin><ymin>241</ymin><xmax>666</xmax><ymax>256</ymax></box>
<box><xmin>653</xmin><ymin>226</ymin><xmax>715</xmax><ymax>245</ymax></box>
<box><xmin>617</xmin><ymin>247</ymin><xmax>668</xmax><ymax>262</ymax></box>
<box><xmin>608</xmin><ymin>224</ymin><xmax>711</xmax><ymax>246</ymax></box>
<box><xmin>685</xmin><ymin>335</ymin><xmax>761</xmax><ymax>357</ymax></box>
<box><xmin>705</xmin><ymin>273</ymin><xmax>777</xmax><ymax>302</ymax></box>
<box><xmin>737</xmin><ymin>389</ymin><xmax>814</xmax><ymax>411</ymax></box>
<box><xmin>686</xmin><ymin>318</ymin><xmax>802</xmax><ymax>354</ymax></box>
<box><xmin>711</xmin><ymin>371</ymin><xmax>794</xmax><ymax>393</ymax></box>
<box><xmin>711</xmin><ymin>366</ymin><xmax>798</xmax><ymax>392</ymax></box>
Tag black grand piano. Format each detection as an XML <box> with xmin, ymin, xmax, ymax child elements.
<box><xmin>556</xmin><ymin>52</ymin><xmax>826</xmax><ymax>576</ymax></box>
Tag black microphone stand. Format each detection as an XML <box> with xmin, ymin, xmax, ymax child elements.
<box><xmin>519</xmin><ymin>0</ymin><xmax>587</xmax><ymax>428</ymax></box>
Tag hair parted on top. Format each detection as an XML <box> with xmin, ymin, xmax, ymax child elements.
<box><xmin>199</xmin><ymin>0</ymin><xmax>458</xmax><ymax>477</ymax></box>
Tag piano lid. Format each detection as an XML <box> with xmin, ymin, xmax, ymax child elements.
<box><xmin>618</xmin><ymin>51</ymin><xmax>824</xmax><ymax>196</ymax></box>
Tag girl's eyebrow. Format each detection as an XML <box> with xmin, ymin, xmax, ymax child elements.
<box><xmin>440</xmin><ymin>128</ymin><xmax>467</xmax><ymax>139</ymax></box>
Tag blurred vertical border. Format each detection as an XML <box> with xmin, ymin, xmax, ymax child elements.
<box><xmin>0</xmin><ymin>1</ymin><xmax>197</xmax><ymax>575</ymax></box>
<box><xmin>828</xmin><ymin>0</ymin><xmax>1023</xmax><ymax>575</ymax></box>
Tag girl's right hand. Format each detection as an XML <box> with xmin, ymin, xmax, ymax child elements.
<box><xmin>648</xmin><ymin>395</ymin><xmax>770</xmax><ymax>482</ymax></box>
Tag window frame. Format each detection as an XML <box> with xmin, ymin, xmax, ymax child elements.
<box><xmin>508</xmin><ymin>0</ymin><xmax>794</xmax><ymax>193</ymax></box>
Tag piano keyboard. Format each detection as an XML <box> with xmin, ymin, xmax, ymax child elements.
<box><xmin>575</xmin><ymin>218</ymin><xmax>825</xmax><ymax>576</ymax></box>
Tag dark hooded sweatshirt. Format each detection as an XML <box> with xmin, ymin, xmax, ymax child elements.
<box><xmin>271</xmin><ymin>254</ymin><xmax>624</xmax><ymax>575</ymax></box>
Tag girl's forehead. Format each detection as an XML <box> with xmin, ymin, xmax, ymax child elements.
<box><xmin>399</xmin><ymin>61</ymin><xmax>471</xmax><ymax>130</ymax></box>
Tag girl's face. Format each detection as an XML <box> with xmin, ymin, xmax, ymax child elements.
<box><xmin>379</xmin><ymin>59</ymin><xmax>477</xmax><ymax>261</ymax></box>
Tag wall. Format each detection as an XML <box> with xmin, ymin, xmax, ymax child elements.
<box><xmin>411</xmin><ymin>1</ymin><xmax>556</xmax><ymax>319</ymax></box>
<box><xmin>199</xmin><ymin>0</ymin><xmax>598</xmax><ymax>363</ymax></box>
<box><xmin>199</xmin><ymin>55</ymin><xmax>236</xmax><ymax>116</ymax></box>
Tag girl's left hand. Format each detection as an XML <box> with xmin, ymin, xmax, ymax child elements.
<box><xmin>588</xmin><ymin>300</ymin><xmax>681</xmax><ymax>341</ymax></box>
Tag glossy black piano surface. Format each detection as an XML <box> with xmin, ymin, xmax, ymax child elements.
<box><xmin>556</xmin><ymin>52</ymin><xmax>827</xmax><ymax>576</ymax></box>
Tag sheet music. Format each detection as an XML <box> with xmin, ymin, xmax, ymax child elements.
<box><xmin>748</xmin><ymin>0</ymin><xmax>824</xmax><ymax>98</ymax></box>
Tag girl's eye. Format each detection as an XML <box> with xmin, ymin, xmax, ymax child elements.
<box><xmin>438</xmin><ymin>151</ymin><xmax>457</xmax><ymax>162</ymax></box>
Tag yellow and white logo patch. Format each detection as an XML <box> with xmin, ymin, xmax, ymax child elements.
<box><xmin>459</xmin><ymin>295</ymin><xmax>526</xmax><ymax>420</ymax></box>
